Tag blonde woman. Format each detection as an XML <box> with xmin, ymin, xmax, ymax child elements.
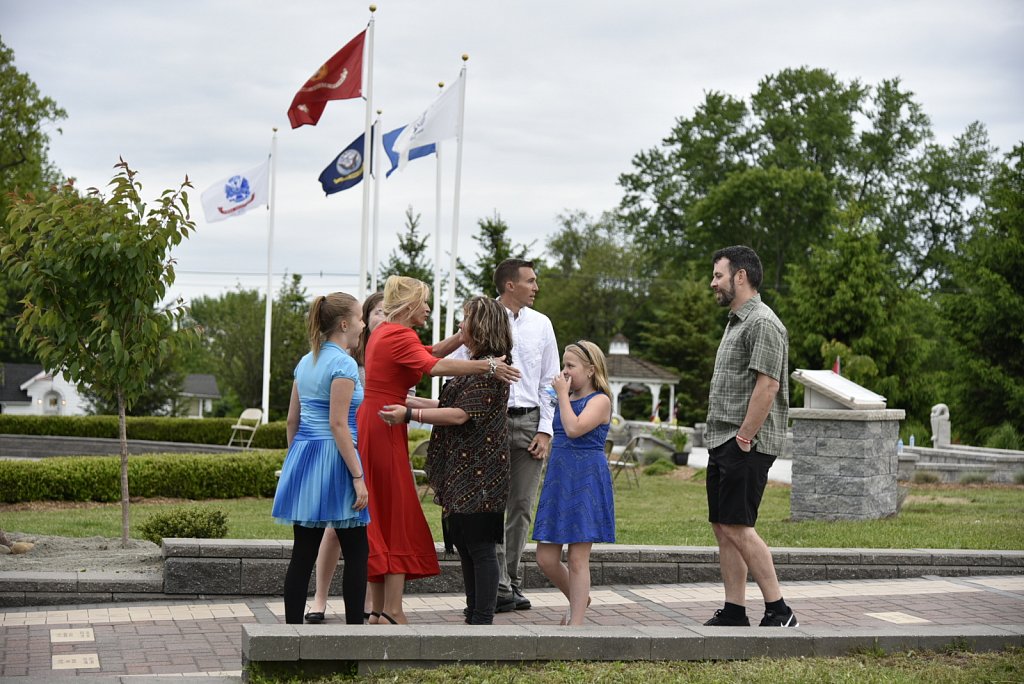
<box><xmin>357</xmin><ymin>276</ymin><xmax>520</xmax><ymax>624</ymax></box>
<box><xmin>381</xmin><ymin>296</ymin><xmax>513</xmax><ymax>625</ymax></box>
<box><xmin>533</xmin><ymin>340</ymin><xmax>614</xmax><ymax>626</ymax></box>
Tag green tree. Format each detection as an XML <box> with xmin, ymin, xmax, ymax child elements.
<box><xmin>539</xmin><ymin>211</ymin><xmax>649</xmax><ymax>351</ymax></box>
<box><xmin>618</xmin><ymin>67</ymin><xmax>993</xmax><ymax>295</ymax></box>
<box><xmin>82</xmin><ymin>316</ymin><xmax>187</xmax><ymax>416</ymax></box>
<box><xmin>940</xmin><ymin>144</ymin><xmax>1024</xmax><ymax>442</ymax></box>
<box><xmin>781</xmin><ymin>221</ymin><xmax>943</xmax><ymax>425</ymax></box>
<box><xmin>0</xmin><ymin>37</ymin><xmax>67</xmax><ymax>362</ymax></box>
<box><xmin>457</xmin><ymin>211</ymin><xmax>533</xmax><ymax>298</ymax></box>
<box><xmin>635</xmin><ymin>270</ymin><xmax>724</xmax><ymax>425</ymax></box>
<box><xmin>378</xmin><ymin>205</ymin><xmax>433</xmax><ymax>287</ymax></box>
<box><xmin>187</xmin><ymin>288</ymin><xmax>263</xmax><ymax>413</ymax></box>
<box><xmin>186</xmin><ymin>274</ymin><xmax>308</xmax><ymax>421</ymax></box>
<box><xmin>1</xmin><ymin>161</ymin><xmax>194</xmax><ymax>546</ymax></box>
<box><xmin>269</xmin><ymin>274</ymin><xmax>310</xmax><ymax>418</ymax></box>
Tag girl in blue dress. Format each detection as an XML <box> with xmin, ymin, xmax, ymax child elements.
<box><xmin>533</xmin><ymin>340</ymin><xmax>614</xmax><ymax>626</ymax></box>
<box><xmin>271</xmin><ymin>292</ymin><xmax>370</xmax><ymax>625</ymax></box>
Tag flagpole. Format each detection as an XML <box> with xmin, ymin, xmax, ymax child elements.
<box><xmin>444</xmin><ymin>56</ymin><xmax>468</xmax><ymax>340</ymax></box>
<box><xmin>431</xmin><ymin>81</ymin><xmax>445</xmax><ymax>400</ymax></box>
<box><xmin>260</xmin><ymin>129</ymin><xmax>278</xmax><ymax>425</ymax></box>
<box><xmin>371</xmin><ymin>110</ymin><xmax>382</xmax><ymax>294</ymax></box>
<box><xmin>357</xmin><ymin>5</ymin><xmax>377</xmax><ymax>299</ymax></box>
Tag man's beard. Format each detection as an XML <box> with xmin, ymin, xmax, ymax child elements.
<box><xmin>714</xmin><ymin>276</ymin><xmax>735</xmax><ymax>306</ymax></box>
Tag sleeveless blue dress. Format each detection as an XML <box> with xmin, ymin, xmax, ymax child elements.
<box><xmin>272</xmin><ymin>342</ymin><xmax>370</xmax><ymax>529</ymax></box>
<box><xmin>533</xmin><ymin>392</ymin><xmax>615</xmax><ymax>544</ymax></box>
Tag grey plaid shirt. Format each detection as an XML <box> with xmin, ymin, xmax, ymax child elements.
<box><xmin>704</xmin><ymin>294</ymin><xmax>789</xmax><ymax>456</ymax></box>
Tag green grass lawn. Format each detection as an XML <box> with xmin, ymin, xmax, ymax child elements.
<box><xmin>248</xmin><ymin>648</ymin><xmax>1024</xmax><ymax>684</ymax></box>
<box><xmin>3</xmin><ymin>470</ymin><xmax>1022</xmax><ymax>550</ymax></box>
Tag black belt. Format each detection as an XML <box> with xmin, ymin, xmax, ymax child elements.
<box><xmin>507</xmin><ymin>406</ymin><xmax>539</xmax><ymax>416</ymax></box>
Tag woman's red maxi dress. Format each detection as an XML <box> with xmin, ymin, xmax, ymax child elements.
<box><xmin>356</xmin><ymin>322</ymin><xmax>441</xmax><ymax>582</ymax></box>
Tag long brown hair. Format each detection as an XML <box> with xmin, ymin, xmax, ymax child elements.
<box><xmin>307</xmin><ymin>292</ymin><xmax>358</xmax><ymax>361</ymax></box>
<box><xmin>354</xmin><ymin>291</ymin><xmax>383</xmax><ymax>367</ymax></box>
<box><xmin>462</xmin><ymin>296</ymin><xmax>513</xmax><ymax>360</ymax></box>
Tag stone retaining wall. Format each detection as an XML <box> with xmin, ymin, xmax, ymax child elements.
<box><xmin>899</xmin><ymin>445</ymin><xmax>1024</xmax><ymax>483</ymax></box>
<box><xmin>2</xmin><ymin>540</ymin><xmax>1020</xmax><ymax>607</ymax></box>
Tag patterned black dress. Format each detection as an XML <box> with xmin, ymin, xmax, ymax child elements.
<box><xmin>425</xmin><ymin>373</ymin><xmax>510</xmax><ymax>551</ymax></box>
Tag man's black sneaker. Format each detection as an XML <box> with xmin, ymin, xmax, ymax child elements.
<box><xmin>759</xmin><ymin>608</ymin><xmax>799</xmax><ymax>627</ymax></box>
<box><xmin>703</xmin><ymin>609</ymin><xmax>750</xmax><ymax>626</ymax></box>
<box><xmin>512</xmin><ymin>586</ymin><xmax>532</xmax><ymax>610</ymax></box>
<box><xmin>494</xmin><ymin>595</ymin><xmax>516</xmax><ymax>613</ymax></box>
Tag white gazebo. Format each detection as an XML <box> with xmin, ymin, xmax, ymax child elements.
<box><xmin>604</xmin><ymin>334</ymin><xmax>680</xmax><ymax>423</ymax></box>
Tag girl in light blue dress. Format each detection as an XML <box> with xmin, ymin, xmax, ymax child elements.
<box><xmin>533</xmin><ymin>340</ymin><xmax>614</xmax><ymax>626</ymax></box>
<box><xmin>271</xmin><ymin>292</ymin><xmax>369</xmax><ymax>625</ymax></box>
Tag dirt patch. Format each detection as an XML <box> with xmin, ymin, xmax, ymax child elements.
<box><xmin>904</xmin><ymin>495</ymin><xmax>973</xmax><ymax>506</ymax></box>
<box><xmin>0</xmin><ymin>532</ymin><xmax>162</xmax><ymax>575</ymax></box>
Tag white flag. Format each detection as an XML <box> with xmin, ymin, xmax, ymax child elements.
<box><xmin>392</xmin><ymin>73</ymin><xmax>464</xmax><ymax>171</ymax></box>
<box><xmin>201</xmin><ymin>159</ymin><xmax>270</xmax><ymax>223</ymax></box>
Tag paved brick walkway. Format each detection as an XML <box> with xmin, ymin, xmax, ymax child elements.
<box><xmin>2</xmin><ymin>574</ymin><xmax>1023</xmax><ymax>680</ymax></box>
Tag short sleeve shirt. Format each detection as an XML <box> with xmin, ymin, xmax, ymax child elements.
<box><xmin>294</xmin><ymin>342</ymin><xmax>363</xmax><ymax>442</ymax></box>
<box><xmin>704</xmin><ymin>294</ymin><xmax>789</xmax><ymax>456</ymax></box>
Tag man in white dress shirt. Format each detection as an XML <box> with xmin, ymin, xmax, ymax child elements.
<box><xmin>451</xmin><ymin>258</ymin><xmax>560</xmax><ymax>612</ymax></box>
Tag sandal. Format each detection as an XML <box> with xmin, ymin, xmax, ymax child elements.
<box><xmin>304</xmin><ymin>610</ymin><xmax>325</xmax><ymax>624</ymax></box>
<box><xmin>379</xmin><ymin>612</ymin><xmax>398</xmax><ymax>624</ymax></box>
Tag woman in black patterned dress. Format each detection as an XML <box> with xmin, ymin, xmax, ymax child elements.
<box><xmin>380</xmin><ymin>296</ymin><xmax>512</xmax><ymax>624</ymax></box>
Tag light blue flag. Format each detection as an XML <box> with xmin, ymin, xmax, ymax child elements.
<box><xmin>382</xmin><ymin>126</ymin><xmax>436</xmax><ymax>177</ymax></box>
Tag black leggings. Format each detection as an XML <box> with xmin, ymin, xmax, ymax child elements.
<box><xmin>283</xmin><ymin>524</ymin><xmax>368</xmax><ymax>625</ymax></box>
<box><xmin>455</xmin><ymin>539</ymin><xmax>500</xmax><ymax>625</ymax></box>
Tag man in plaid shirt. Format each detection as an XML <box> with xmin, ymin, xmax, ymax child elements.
<box><xmin>702</xmin><ymin>245</ymin><xmax>798</xmax><ymax>628</ymax></box>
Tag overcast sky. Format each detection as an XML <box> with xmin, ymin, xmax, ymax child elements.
<box><xmin>4</xmin><ymin>0</ymin><xmax>1022</xmax><ymax>306</ymax></box>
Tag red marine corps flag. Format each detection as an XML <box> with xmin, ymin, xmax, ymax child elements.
<box><xmin>287</xmin><ymin>30</ymin><xmax>366</xmax><ymax>128</ymax></box>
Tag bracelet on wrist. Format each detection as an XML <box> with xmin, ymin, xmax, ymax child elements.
<box><xmin>417</xmin><ymin>409</ymin><xmax>423</xmax><ymax>423</ymax></box>
<box><xmin>484</xmin><ymin>356</ymin><xmax>497</xmax><ymax>378</ymax></box>
<box><xmin>404</xmin><ymin>407</ymin><xmax>412</xmax><ymax>424</ymax></box>
<box><xmin>736</xmin><ymin>434</ymin><xmax>753</xmax><ymax>445</ymax></box>
<box><xmin>351</xmin><ymin>474</ymin><xmax>363</xmax><ymax>480</ymax></box>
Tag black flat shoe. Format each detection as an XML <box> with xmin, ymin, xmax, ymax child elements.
<box><xmin>304</xmin><ymin>611</ymin><xmax>325</xmax><ymax>624</ymax></box>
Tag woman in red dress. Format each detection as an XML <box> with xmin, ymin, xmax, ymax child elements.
<box><xmin>357</xmin><ymin>276</ymin><xmax>519</xmax><ymax>624</ymax></box>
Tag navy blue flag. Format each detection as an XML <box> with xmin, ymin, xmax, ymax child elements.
<box><xmin>382</xmin><ymin>125</ymin><xmax>436</xmax><ymax>177</ymax></box>
<box><xmin>319</xmin><ymin>132</ymin><xmax>368</xmax><ymax>195</ymax></box>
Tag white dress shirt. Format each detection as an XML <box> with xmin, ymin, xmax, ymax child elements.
<box><xmin>449</xmin><ymin>303</ymin><xmax>560</xmax><ymax>436</ymax></box>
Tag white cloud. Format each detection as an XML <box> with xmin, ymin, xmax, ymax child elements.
<box><xmin>4</xmin><ymin>0</ymin><xmax>1022</xmax><ymax>305</ymax></box>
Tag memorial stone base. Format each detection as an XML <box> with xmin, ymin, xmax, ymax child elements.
<box><xmin>790</xmin><ymin>408</ymin><xmax>905</xmax><ymax>521</ymax></box>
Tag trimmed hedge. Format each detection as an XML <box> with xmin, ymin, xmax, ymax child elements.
<box><xmin>0</xmin><ymin>414</ymin><xmax>287</xmax><ymax>449</ymax></box>
<box><xmin>0</xmin><ymin>451</ymin><xmax>286</xmax><ymax>503</ymax></box>
<box><xmin>138</xmin><ymin>506</ymin><xmax>229</xmax><ymax>545</ymax></box>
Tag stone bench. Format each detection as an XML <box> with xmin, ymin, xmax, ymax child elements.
<box><xmin>241</xmin><ymin>623</ymin><xmax>1024</xmax><ymax>678</ymax></box>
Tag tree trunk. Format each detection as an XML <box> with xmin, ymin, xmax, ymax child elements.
<box><xmin>118</xmin><ymin>389</ymin><xmax>131</xmax><ymax>549</ymax></box>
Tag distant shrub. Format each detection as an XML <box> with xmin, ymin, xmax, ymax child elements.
<box><xmin>0</xmin><ymin>451</ymin><xmax>285</xmax><ymax>503</ymax></box>
<box><xmin>984</xmin><ymin>422</ymin><xmax>1023</xmax><ymax>451</ymax></box>
<box><xmin>912</xmin><ymin>470</ymin><xmax>941</xmax><ymax>484</ymax></box>
<box><xmin>0</xmin><ymin>414</ymin><xmax>288</xmax><ymax>448</ymax></box>
<box><xmin>959</xmin><ymin>472</ymin><xmax>990</xmax><ymax>485</ymax></box>
<box><xmin>138</xmin><ymin>506</ymin><xmax>228</xmax><ymax>545</ymax></box>
<box><xmin>1014</xmin><ymin>471</ymin><xmax>1024</xmax><ymax>485</ymax></box>
<box><xmin>899</xmin><ymin>420</ymin><xmax>928</xmax><ymax>445</ymax></box>
<box><xmin>643</xmin><ymin>458</ymin><xmax>676</xmax><ymax>476</ymax></box>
